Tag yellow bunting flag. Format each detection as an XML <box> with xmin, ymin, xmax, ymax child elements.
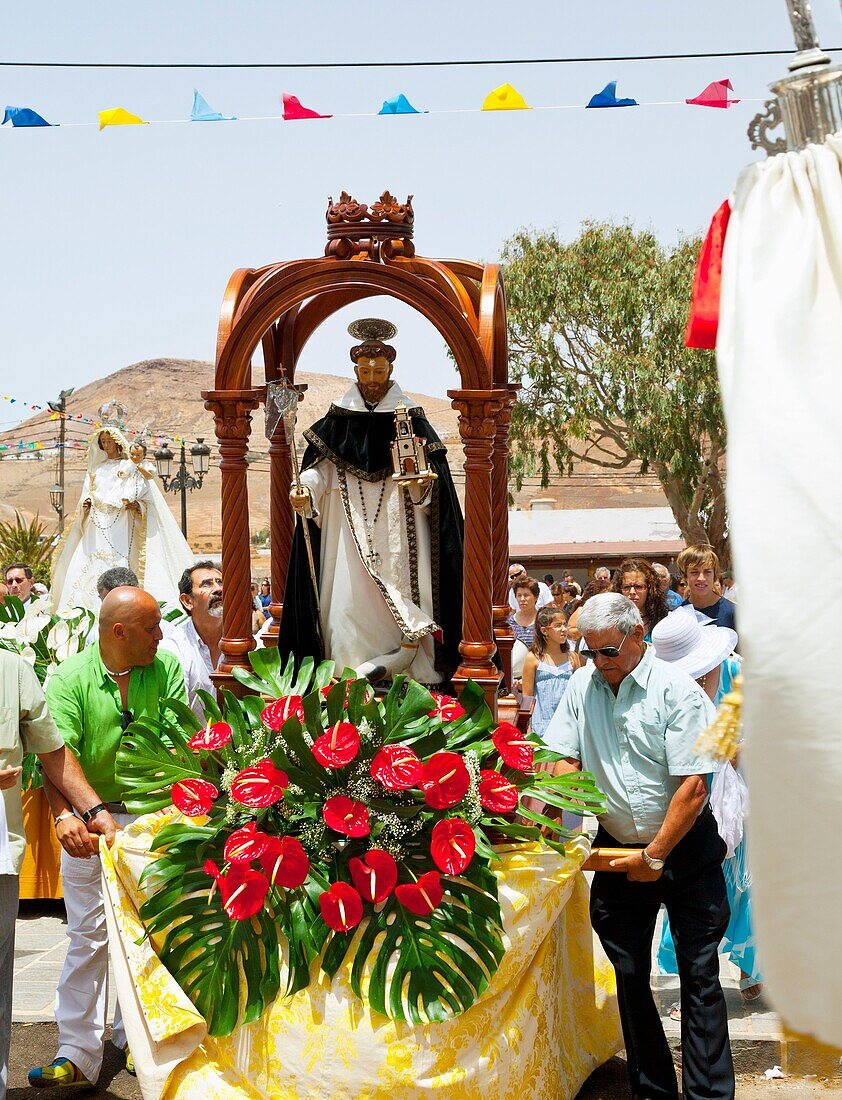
<box><xmin>99</xmin><ymin>107</ymin><xmax>149</xmax><ymax>130</ymax></box>
<box><xmin>481</xmin><ymin>83</ymin><xmax>531</xmax><ymax>111</ymax></box>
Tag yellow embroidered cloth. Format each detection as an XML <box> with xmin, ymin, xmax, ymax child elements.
<box><xmin>101</xmin><ymin>812</ymin><xmax>621</xmax><ymax>1100</ymax></box>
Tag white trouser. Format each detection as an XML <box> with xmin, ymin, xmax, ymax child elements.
<box><xmin>55</xmin><ymin>814</ymin><xmax>134</xmax><ymax>1083</ymax></box>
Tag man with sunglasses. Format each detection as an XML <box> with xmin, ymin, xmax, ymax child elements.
<box><xmin>542</xmin><ymin>592</ymin><xmax>734</xmax><ymax>1100</ymax></box>
<box><xmin>30</xmin><ymin>587</ymin><xmax>187</xmax><ymax>1090</ymax></box>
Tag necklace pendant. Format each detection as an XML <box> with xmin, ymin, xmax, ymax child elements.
<box><xmin>367</xmin><ymin>550</ymin><xmax>381</xmax><ymax>570</ymax></box>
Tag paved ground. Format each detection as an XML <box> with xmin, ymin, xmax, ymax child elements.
<box><xmin>12</xmin><ymin>900</ymin><xmax>841</xmax><ymax>1098</ymax></box>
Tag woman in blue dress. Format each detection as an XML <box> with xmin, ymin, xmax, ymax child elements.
<box><xmin>521</xmin><ymin>606</ymin><xmax>583</xmax><ymax>740</ymax></box>
<box><xmin>651</xmin><ymin>609</ymin><xmax>762</xmax><ymax>1013</ymax></box>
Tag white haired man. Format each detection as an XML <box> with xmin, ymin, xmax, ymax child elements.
<box><xmin>652</xmin><ymin>562</ymin><xmax>683</xmax><ymax>610</ymax></box>
<box><xmin>542</xmin><ymin>592</ymin><xmax>733</xmax><ymax>1100</ymax></box>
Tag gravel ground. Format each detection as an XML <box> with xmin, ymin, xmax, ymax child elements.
<box><xmin>8</xmin><ymin>1026</ymin><xmax>841</xmax><ymax>1099</ymax></box>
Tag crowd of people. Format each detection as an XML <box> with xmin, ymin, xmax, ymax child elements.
<box><xmin>510</xmin><ymin>545</ymin><xmax>752</xmax><ymax>1100</ymax></box>
<box><xmin>0</xmin><ymin>543</ymin><xmax>748</xmax><ymax>1100</ymax></box>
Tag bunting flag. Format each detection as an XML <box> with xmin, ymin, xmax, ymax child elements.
<box><xmin>379</xmin><ymin>94</ymin><xmax>423</xmax><ymax>115</ymax></box>
<box><xmin>686</xmin><ymin>79</ymin><xmax>740</xmax><ymax>108</ymax></box>
<box><xmin>190</xmin><ymin>89</ymin><xmax>236</xmax><ymax>122</ymax></box>
<box><xmin>685</xmin><ymin>199</ymin><xmax>731</xmax><ymax>349</ymax></box>
<box><xmin>99</xmin><ymin>107</ymin><xmax>149</xmax><ymax>130</ymax></box>
<box><xmin>2</xmin><ymin>106</ymin><xmax>52</xmax><ymax>127</ymax></box>
<box><xmin>282</xmin><ymin>93</ymin><xmax>331</xmax><ymax>120</ymax></box>
<box><xmin>482</xmin><ymin>83</ymin><xmax>531</xmax><ymax>111</ymax></box>
<box><xmin>586</xmin><ymin>81</ymin><xmax>638</xmax><ymax>108</ymax></box>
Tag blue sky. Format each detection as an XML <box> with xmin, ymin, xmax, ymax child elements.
<box><xmin>1</xmin><ymin>0</ymin><xmax>840</xmax><ymax>432</ymax></box>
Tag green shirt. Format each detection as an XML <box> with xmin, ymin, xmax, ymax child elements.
<box><xmin>542</xmin><ymin>645</ymin><xmax>717</xmax><ymax>844</ymax></box>
<box><xmin>0</xmin><ymin>650</ymin><xmax>65</xmax><ymax>874</ymax></box>
<box><xmin>46</xmin><ymin>644</ymin><xmax>187</xmax><ymax>803</ymax></box>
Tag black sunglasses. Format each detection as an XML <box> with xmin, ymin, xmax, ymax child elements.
<box><xmin>120</xmin><ymin>709</ymin><xmax>134</xmax><ymax>732</ymax></box>
<box><xmin>581</xmin><ymin>632</ymin><xmax>632</xmax><ymax>661</ymax></box>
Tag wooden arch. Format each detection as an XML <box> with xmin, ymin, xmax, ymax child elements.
<box><xmin>203</xmin><ymin>192</ymin><xmax>517</xmax><ymax>713</ymax></box>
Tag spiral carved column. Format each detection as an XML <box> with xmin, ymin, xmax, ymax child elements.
<box><xmin>264</xmin><ymin>429</ymin><xmax>293</xmax><ymax>645</ymax></box>
<box><xmin>203</xmin><ymin>388</ymin><xmax>262</xmax><ymax>691</ymax></box>
<box><xmin>491</xmin><ymin>388</ymin><xmax>517</xmax><ymax>691</ymax></box>
<box><xmin>448</xmin><ymin>389</ymin><xmax>504</xmax><ymax>714</ymax></box>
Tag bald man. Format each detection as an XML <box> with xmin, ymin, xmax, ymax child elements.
<box><xmin>31</xmin><ymin>587</ymin><xmax>187</xmax><ymax>1089</ymax></box>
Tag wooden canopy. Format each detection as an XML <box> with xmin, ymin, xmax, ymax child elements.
<box><xmin>203</xmin><ymin>191</ymin><xmax>517</xmax><ymax>713</ymax></box>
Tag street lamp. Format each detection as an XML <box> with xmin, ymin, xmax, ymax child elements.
<box><xmin>153</xmin><ymin>437</ymin><xmax>211</xmax><ymax>538</ymax></box>
<box><xmin>49</xmin><ymin>483</ymin><xmax>64</xmax><ymax>517</ymax></box>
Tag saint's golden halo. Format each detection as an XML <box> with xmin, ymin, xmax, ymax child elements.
<box><xmin>347</xmin><ymin>318</ymin><xmax>398</xmax><ymax>342</ymax></box>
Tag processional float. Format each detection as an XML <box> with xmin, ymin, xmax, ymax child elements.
<box><xmin>204</xmin><ymin>191</ymin><xmax>519</xmax><ymax>716</ymax></box>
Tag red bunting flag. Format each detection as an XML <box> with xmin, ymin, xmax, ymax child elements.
<box><xmin>686</xmin><ymin>79</ymin><xmax>740</xmax><ymax>108</ymax></box>
<box><xmin>282</xmin><ymin>93</ymin><xmax>331</xmax><ymax>120</ymax></box>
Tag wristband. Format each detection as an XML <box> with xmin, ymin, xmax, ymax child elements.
<box><xmin>81</xmin><ymin>803</ymin><xmax>107</xmax><ymax>824</ymax></box>
<box><xmin>54</xmin><ymin>811</ymin><xmax>76</xmax><ymax>828</ymax></box>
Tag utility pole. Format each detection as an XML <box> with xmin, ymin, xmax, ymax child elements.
<box><xmin>47</xmin><ymin>387</ymin><xmax>75</xmax><ymax>533</ymax></box>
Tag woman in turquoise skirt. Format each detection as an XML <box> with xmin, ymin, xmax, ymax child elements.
<box><xmin>651</xmin><ymin>610</ymin><xmax>762</xmax><ymax>1012</ymax></box>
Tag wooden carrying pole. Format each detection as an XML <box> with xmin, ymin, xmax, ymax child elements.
<box><xmin>582</xmin><ymin>847</ymin><xmax>645</xmax><ymax>872</ymax></box>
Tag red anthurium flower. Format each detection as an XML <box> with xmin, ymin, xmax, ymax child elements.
<box><xmin>395</xmin><ymin>871</ymin><xmax>444</xmax><ymax>916</ymax></box>
<box><xmin>311</xmin><ymin>721</ymin><xmax>360</xmax><ymax>768</ymax></box>
<box><xmin>230</xmin><ymin>759</ymin><xmax>289</xmax><ymax>808</ymax></box>
<box><xmin>430</xmin><ymin>818</ymin><xmax>476</xmax><ymax>875</ymax></box>
<box><xmin>319</xmin><ymin>881</ymin><xmax>364</xmax><ymax>932</ymax></box>
<box><xmin>172</xmin><ymin>777</ymin><xmax>218</xmax><ymax>817</ymax></box>
<box><xmin>478</xmin><ymin>769</ymin><xmax>520</xmax><ymax>814</ymax></box>
<box><xmin>427</xmin><ymin>692</ymin><xmax>466</xmax><ymax>722</ymax></box>
<box><xmin>322</xmin><ymin>795</ymin><xmax>370</xmax><ymax>837</ymax></box>
<box><xmin>203</xmin><ymin>860</ymin><xmax>270</xmax><ymax>920</ymax></box>
<box><xmin>491</xmin><ymin>722</ymin><xmax>535</xmax><ymax>772</ymax></box>
<box><xmin>261</xmin><ymin>695</ymin><xmax>305</xmax><ymax>730</ymax></box>
<box><xmin>187</xmin><ymin>721</ymin><xmax>233</xmax><ymax>752</ymax></box>
<box><xmin>223</xmin><ymin>821</ymin><xmax>273</xmax><ymax>864</ymax></box>
<box><xmin>258</xmin><ymin>835</ymin><xmax>310</xmax><ymax>889</ymax></box>
<box><xmin>418</xmin><ymin>752</ymin><xmax>471</xmax><ymax>809</ymax></box>
<box><xmin>349</xmin><ymin>849</ymin><xmax>398</xmax><ymax>904</ymax></box>
<box><xmin>370</xmin><ymin>744</ymin><xmax>422</xmax><ymax>790</ymax></box>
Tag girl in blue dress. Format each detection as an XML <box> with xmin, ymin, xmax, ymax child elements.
<box><xmin>521</xmin><ymin>606</ymin><xmax>583</xmax><ymax>740</ymax></box>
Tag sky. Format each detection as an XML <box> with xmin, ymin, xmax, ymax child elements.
<box><xmin>1</xmin><ymin>0</ymin><xmax>840</xmax><ymax>438</ymax></box>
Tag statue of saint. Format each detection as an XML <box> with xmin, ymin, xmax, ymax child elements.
<box><xmin>51</xmin><ymin>409</ymin><xmax>195</xmax><ymax>613</ymax></box>
<box><xmin>278</xmin><ymin>319</ymin><xmax>463</xmax><ymax>683</ymax></box>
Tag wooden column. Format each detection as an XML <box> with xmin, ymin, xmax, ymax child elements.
<box><xmin>491</xmin><ymin>388</ymin><xmax>517</xmax><ymax>691</ymax></box>
<box><xmin>263</xmin><ymin>426</ymin><xmax>293</xmax><ymax>645</ymax></box>
<box><xmin>448</xmin><ymin>389</ymin><xmax>504</xmax><ymax>714</ymax></box>
<box><xmin>202</xmin><ymin>388</ymin><xmax>262</xmax><ymax>689</ymax></box>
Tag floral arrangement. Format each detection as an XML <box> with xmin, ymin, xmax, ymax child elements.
<box><xmin>0</xmin><ymin>595</ymin><xmax>95</xmax><ymax>788</ymax></box>
<box><xmin>116</xmin><ymin>648</ymin><xmax>604</xmax><ymax>1037</ymax></box>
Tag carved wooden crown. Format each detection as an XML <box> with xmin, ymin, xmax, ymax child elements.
<box><xmin>325</xmin><ymin>191</ymin><xmax>415</xmax><ymax>260</ymax></box>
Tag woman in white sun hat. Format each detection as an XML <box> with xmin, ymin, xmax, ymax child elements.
<box><xmin>651</xmin><ymin>608</ymin><xmax>762</xmax><ymax>1012</ymax></box>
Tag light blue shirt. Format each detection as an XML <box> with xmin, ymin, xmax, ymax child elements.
<box><xmin>541</xmin><ymin>646</ymin><xmax>717</xmax><ymax>844</ymax></box>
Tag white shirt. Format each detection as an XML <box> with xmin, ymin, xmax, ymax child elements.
<box><xmin>159</xmin><ymin>617</ymin><xmax>215</xmax><ymax>722</ymax></box>
<box><xmin>508</xmin><ymin>581</ymin><xmax>553</xmax><ymax>612</ymax></box>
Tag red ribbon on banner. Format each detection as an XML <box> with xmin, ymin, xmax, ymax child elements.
<box><xmin>685</xmin><ymin>199</ymin><xmax>731</xmax><ymax>350</ymax></box>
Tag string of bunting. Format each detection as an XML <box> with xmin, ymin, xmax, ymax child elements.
<box><xmin>2</xmin><ymin>79</ymin><xmax>746</xmax><ymax>129</ymax></box>
<box><xmin>0</xmin><ymin>393</ymin><xmax>194</xmax><ymax>451</ymax></box>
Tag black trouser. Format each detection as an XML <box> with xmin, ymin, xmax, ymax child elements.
<box><xmin>590</xmin><ymin>807</ymin><xmax>734</xmax><ymax>1100</ymax></box>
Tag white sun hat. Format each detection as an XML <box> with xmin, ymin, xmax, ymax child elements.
<box><xmin>651</xmin><ymin>607</ymin><xmax>738</xmax><ymax>680</ymax></box>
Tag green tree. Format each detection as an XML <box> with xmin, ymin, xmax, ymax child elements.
<box><xmin>502</xmin><ymin>221</ymin><xmax>728</xmax><ymax>563</ymax></box>
<box><xmin>0</xmin><ymin>512</ymin><xmax>55</xmax><ymax>584</ymax></box>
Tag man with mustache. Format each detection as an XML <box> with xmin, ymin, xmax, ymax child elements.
<box><xmin>160</xmin><ymin>561</ymin><xmax>223</xmax><ymax>721</ymax></box>
<box><xmin>279</xmin><ymin>318</ymin><xmax>463</xmax><ymax>684</ymax></box>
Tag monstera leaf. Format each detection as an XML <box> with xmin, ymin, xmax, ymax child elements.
<box><xmin>322</xmin><ymin>857</ymin><xmax>505</xmax><ymax>1024</ymax></box>
<box><xmin>117</xmin><ymin>702</ymin><xmax>209</xmax><ymax>814</ymax></box>
<box><xmin>140</xmin><ymin>827</ymin><xmax>282</xmax><ymax>1035</ymax></box>
<box><xmin>231</xmin><ymin>648</ymin><xmax>334</xmax><ymax>699</ymax></box>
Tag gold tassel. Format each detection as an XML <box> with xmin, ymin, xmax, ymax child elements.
<box><xmin>694</xmin><ymin>675</ymin><xmax>742</xmax><ymax>762</ymax></box>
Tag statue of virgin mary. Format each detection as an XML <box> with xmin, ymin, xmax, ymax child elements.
<box><xmin>51</xmin><ymin>409</ymin><xmax>196</xmax><ymax>613</ymax></box>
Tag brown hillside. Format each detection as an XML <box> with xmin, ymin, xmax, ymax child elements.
<box><xmin>0</xmin><ymin>358</ymin><xmax>668</xmax><ymax>556</ymax></box>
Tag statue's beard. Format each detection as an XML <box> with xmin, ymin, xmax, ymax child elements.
<box><xmin>357</xmin><ymin>380</ymin><xmax>392</xmax><ymax>407</ymax></box>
